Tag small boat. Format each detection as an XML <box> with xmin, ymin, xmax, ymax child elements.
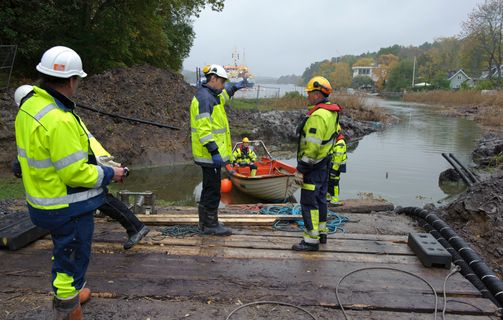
<box><xmin>225</xmin><ymin>140</ymin><xmax>302</xmax><ymax>201</ymax></box>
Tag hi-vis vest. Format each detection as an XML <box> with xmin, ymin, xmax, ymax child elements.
<box><xmin>233</xmin><ymin>146</ymin><xmax>257</xmax><ymax>163</ymax></box>
<box><xmin>298</xmin><ymin>103</ymin><xmax>340</xmax><ymax>167</ymax></box>
<box><xmin>15</xmin><ymin>86</ymin><xmax>105</xmax><ymax>211</ymax></box>
<box><xmin>331</xmin><ymin>137</ymin><xmax>347</xmax><ymax>170</ymax></box>
<box><xmin>190</xmin><ymin>86</ymin><xmax>233</xmax><ymax>166</ymax></box>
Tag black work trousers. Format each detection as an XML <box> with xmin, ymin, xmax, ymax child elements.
<box><xmin>200</xmin><ymin>166</ymin><xmax>221</xmax><ymax>211</ymax></box>
<box><xmin>99</xmin><ymin>193</ymin><xmax>144</xmax><ymax>236</ymax></box>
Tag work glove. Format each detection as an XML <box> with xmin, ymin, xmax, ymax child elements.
<box><xmin>339</xmin><ymin>163</ymin><xmax>347</xmax><ymax>173</ymax></box>
<box><xmin>212</xmin><ymin>153</ymin><xmax>224</xmax><ymax>167</ymax></box>
<box><xmin>235</xmin><ymin>79</ymin><xmax>247</xmax><ymax>90</ymax></box>
<box><xmin>97</xmin><ymin>156</ymin><xmax>122</xmax><ymax>168</ymax></box>
<box><xmin>12</xmin><ymin>159</ymin><xmax>22</xmax><ymax>178</ymax></box>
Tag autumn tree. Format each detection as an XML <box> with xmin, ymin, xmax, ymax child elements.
<box><xmin>0</xmin><ymin>0</ymin><xmax>225</xmax><ymax>76</ymax></box>
<box><xmin>462</xmin><ymin>0</ymin><xmax>503</xmax><ymax>87</ymax></box>
<box><xmin>373</xmin><ymin>54</ymin><xmax>398</xmax><ymax>91</ymax></box>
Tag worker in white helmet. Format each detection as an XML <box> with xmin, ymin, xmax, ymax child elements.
<box><xmin>14</xmin><ymin>46</ymin><xmax>126</xmax><ymax>319</ymax></box>
<box><xmin>189</xmin><ymin>64</ymin><xmax>246</xmax><ymax>236</ymax></box>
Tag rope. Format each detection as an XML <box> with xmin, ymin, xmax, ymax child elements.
<box><xmin>261</xmin><ymin>205</ymin><xmax>348</xmax><ymax>234</ymax></box>
<box><xmin>225</xmin><ymin>300</ymin><xmax>317</xmax><ymax>320</ymax></box>
<box><xmin>158</xmin><ymin>225</ymin><xmax>200</xmax><ymax>237</ymax></box>
<box><xmin>442</xmin><ymin>265</ymin><xmax>461</xmax><ymax>319</ymax></box>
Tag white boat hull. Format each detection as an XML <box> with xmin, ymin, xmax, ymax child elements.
<box><xmin>229</xmin><ymin>174</ymin><xmax>301</xmax><ymax>201</ymax></box>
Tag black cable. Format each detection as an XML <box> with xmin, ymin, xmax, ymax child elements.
<box><xmin>335</xmin><ymin>266</ymin><xmax>439</xmax><ymax>320</ymax></box>
<box><xmin>76</xmin><ymin>102</ymin><xmax>181</xmax><ymax>130</ymax></box>
<box><xmin>225</xmin><ymin>301</ymin><xmax>317</xmax><ymax>320</ymax></box>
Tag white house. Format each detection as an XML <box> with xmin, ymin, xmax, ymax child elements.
<box><xmin>351</xmin><ymin>66</ymin><xmax>379</xmax><ymax>82</ymax></box>
<box><xmin>448</xmin><ymin>69</ymin><xmax>473</xmax><ymax>89</ymax></box>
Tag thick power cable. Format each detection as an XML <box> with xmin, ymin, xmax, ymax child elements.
<box><xmin>76</xmin><ymin>102</ymin><xmax>181</xmax><ymax>130</ymax></box>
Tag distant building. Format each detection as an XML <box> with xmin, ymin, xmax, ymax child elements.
<box><xmin>480</xmin><ymin>65</ymin><xmax>503</xmax><ymax>80</ymax></box>
<box><xmin>351</xmin><ymin>66</ymin><xmax>379</xmax><ymax>82</ymax></box>
<box><xmin>447</xmin><ymin>69</ymin><xmax>473</xmax><ymax>90</ymax></box>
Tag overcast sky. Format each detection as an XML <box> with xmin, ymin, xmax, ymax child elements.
<box><xmin>183</xmin><ymin>0</ymin><xmax>482</xmax><ymax>77</ymax></box>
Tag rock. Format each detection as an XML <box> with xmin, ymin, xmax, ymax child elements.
<box><xmin>472</xmin><ymin>133</ymin><xmax>503</xmax><ymax>167</ymax></box>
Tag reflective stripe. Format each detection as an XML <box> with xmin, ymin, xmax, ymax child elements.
<box><xmin>301</xmin><ymin>156</ymin><xmax>323</xmax><ymax>165</ymax></box>
<box><xmin>306</xmin><ymin>137</ymin><xmax>322</xmax><ymax>145</ymax></box>
<box><xmin>302</xmin><ymin>183</ymin><xmax>316</xmax><ymax>191</ymax></box>
<box><xmin>334</xmin><ymin>152</ymin><xmax>345</xmax><ymax>155</ymax></box>
<box><xmin>94</xmin><ymin>166</ymin><xmax>104</xmax><ymax>188</ymax></box>
<box><xmin>34</xmin><ymin>104</ymin><xmax>57</xmax><ymax>121</ymax></box>
<box><xmin>88</xmin><ymin>132</ymin><xmax>94</xmax><ymax>138</ymax></box>
<box><xmin>53</xmin><ymin>151</ymin><xmax>87</xmax><ymax>170</ymax></box>
<box><xmin>212</xmin><ymin>128</ymin><xmax>226</xmax><ymax>134</ymax></box>
<box><xmin>194</xmin><ymin>156</ymin><xmax>230</xmax><ymax>164</ymax></box>
<box><xmin>303</xmin><ymin>236</ymin><xmax>320</xmax><ymax>244</ymax></box>
<box><xmin>17</xmin><ymin>147</ymin><xmax>52</xmax><ymax>168</ymax></box>
<box><xmin>191</xmin><ymin>127</ymin><xmax>197</xmax><ymax>132</ymax></box>
<box><xmin>199</xmin><ymin>134</ymin><xmax>214</xmax><ymax>143</ymax></box>
<box><xmin>27</xmin><ymin>188</ymin><xmax>103</xmax><ymax>206</ymax></box>
<box><xmin>196</xmin><ymin>112</ymin><xmax>211</xmax><ymax>120</ymax></box>
<box><xmin>321</xmin><ymin>138</ymin><xmax>334</xmax><ymax>145</ymax></box>
<box><xmin>194</xmin><ymin>157</ymin><xmax>213</xmax><ymax>164</ymax></box>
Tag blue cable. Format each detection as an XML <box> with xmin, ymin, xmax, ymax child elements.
<box><xmin>263</xmin><ymin>205</ymin><xmax>348</xmax><ymax>233</ymax></box>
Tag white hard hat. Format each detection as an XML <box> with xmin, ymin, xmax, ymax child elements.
<box><xmin>14</xmin><ymin>85</ymin><xmax>33</xmax><ymax>106</ymax></box>
<box><xmin>36</xmin><ymin>46</ymin><xmax>87</xmax><ymax>78</ymax></box>
<box><xmin>203</xmin><ymin>64</ymin><xmax>228</xmax><ymax>79</ymax></box>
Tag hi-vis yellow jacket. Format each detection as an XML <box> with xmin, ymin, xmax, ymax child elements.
<box><xmin>297</xmin><ymin>102</ymin><xmax>341</xmax><ymax>173</ymax></box>
<box><xmin>331</xmin><ymin>135</ymin><xmax>347</xmax><ymax>170</ymax></box>
<box><xmin>190</xmin><ymin>84</ymin><xmax>235</xmax><ymax>167</ymax></box>
<box><xmin>15</xmin><ymin>86</ymin><xmax>113</xmax><ymax>215</ymax></box>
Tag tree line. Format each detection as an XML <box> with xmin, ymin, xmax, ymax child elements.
<box><xmin>299</xmin><ymin>0</ymin><xmax>503</xmax><ymax>91</ymax></box>
<box><xmin>0</xmin><ymin>0</ymin><xmax>224</xmax><ymax>77</ymax></box>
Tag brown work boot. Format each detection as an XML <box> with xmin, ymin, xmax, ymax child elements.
<box><xmin>79</xmin><ymin>288</ymin><xmax>91</xmax><ymax>305</ymax></box>
<box><xmin>53</xmin><ymin>295</ymin><xmax>82</xmax><ymax>320</ymax></box>
<box><xmin>67</xmin><ymin>305</ymin><xmax>83</xmax><ymax>320</ymax></box>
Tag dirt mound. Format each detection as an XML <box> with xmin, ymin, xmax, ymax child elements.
<box><xmin>440</xmin><ymin>173</ymin><xmax>503</xmax><ymax>277</ymax></box>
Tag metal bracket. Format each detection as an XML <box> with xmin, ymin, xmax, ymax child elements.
<box><xmin>118</xmin><ymin>190</ymin><xmax>156</xmax><ymax>215</ymax></box>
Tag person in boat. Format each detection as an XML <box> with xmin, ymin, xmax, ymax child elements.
<box><xmin>14</xmin><ymin>46</ymin><xmax>127</xmax><ymax>319</ymax></box>
<box><xmin>327</xmin><ymin>127</ymin><xmax>347</xmax><ymax>205</ymax></box>
<box><xmin>232</xmin><ymin>137</ymin><xmax>258</xmax><ymax>176</ymax></box>
<box><xmin>14</xmin><ymin>85</ymin><xmax>150</xmax><ymax>251</ymax></box>
<box><xmin>189</xmin><ymin>64</ymin><xmax>246</xmax><ymax>236</ymax></box>
<box><xmin>293</xmin><ymin>76</ymin><xmax>341</xmax><ymax>252</ymax></box>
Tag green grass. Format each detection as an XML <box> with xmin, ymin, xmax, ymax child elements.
<box><xmin>0</xmin><ymin>176</ymin><xmax>25</xmax><ymax>200</ymax></box>
<box><xmin>230</xmin><ymin>95</ymin><xmax>305</xmax><ymax>111</ymax></box>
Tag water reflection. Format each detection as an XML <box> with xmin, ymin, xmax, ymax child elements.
<box><xmin>115</xmin><ymin>98</ymin><xmax>482</xmax><ymax>207</ymax></box>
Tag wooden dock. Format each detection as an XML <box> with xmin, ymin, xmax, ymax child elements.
<box><xmin>0</xmin><ymin>205</ymin><xmax>500</xmax><ymax>319</ymax></box>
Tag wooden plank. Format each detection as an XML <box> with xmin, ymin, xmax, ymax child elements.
<box><xmin>29</xmin><ymin>239</ymin><xmax>422</xmax><ymax>264</ymax></box>
<box><xmin>0</xmin><ymin>292</ymin><xmax>494</xmax><ymax>319</ymax></box>
<box><xmin>1</xmin><ymin>248</ymin><xmax>483</xmax><ymax>296</ymax></box>
<box><xmin>93</xmin><ymin>231</ymin><xmax>414</xmax><ymax>256</ymax></box>
<box><xmin>330</xmin><ymin>198</ymin><xmax>394</xmax><ymax>213</ymax></box>
<box><xmin>1</xmin><ymin>250</ymin><xmax>495</xmax><ymax>314</ymax></box>
<box><xmin>0</xmin><ymin>212</ymin><xmax>48</xmax><ymax>250</ymax></box>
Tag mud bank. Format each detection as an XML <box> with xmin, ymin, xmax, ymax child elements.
<box><xmin>436</xmin><ymin>132</ymin><xmax>503</xmax><ymax>278</ymax></box>
<box><xmin>0</xmin><ymin>65</ymin><xmax>382</xmax><ymax>173</ymax></box>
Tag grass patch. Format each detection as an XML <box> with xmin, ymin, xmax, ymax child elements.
<box><xmin>404</xmin><ymin>90</ymin><xmax>503</xmax><ymax>126</ymax></box>
<box><xmin>0</xmin><ymin>176</ymin><xmax>25</xmax><ymax>200</ymax></box>
<box><xmin>334</xmin><ymin>93</ymin><xmax>389</xmax><ymax>122</ymax></box>
<box><xmin>230</xmin><ymin>93</ymin><xmax>305</xmax><ymax>111</ymax></box>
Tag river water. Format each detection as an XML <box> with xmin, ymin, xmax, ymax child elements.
<box><xmin>116</xmin><ymin>97</ymin><xmax>482</xmax><ymax>207</ymax></box>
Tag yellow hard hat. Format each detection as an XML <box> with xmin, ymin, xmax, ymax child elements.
<box><xmin>305</xmin><ymin>76</ymin><xmax>333</xmax><ymax>95</ymax></box>
<box><xmin>242</xmin><ymin>137</ymin><xmax>250</xmax><ymax>143</ymax></box>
